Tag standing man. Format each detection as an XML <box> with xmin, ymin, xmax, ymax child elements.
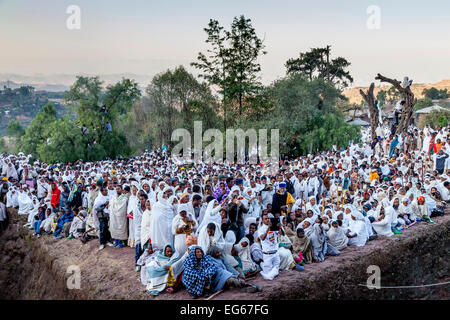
<box><xmin>109</xmin><ymin>185</ymin><xmax>129</xmax><ymax>247</ymax></box>
<box><xmin>50</xmin><ymin>181</ymin><xmax>61</xmax><ymax>213</ymax></box>
<box><xmin>94</xmin><ymin>187</ymin><xmax>113</xmax><ymax>250</ymax></box>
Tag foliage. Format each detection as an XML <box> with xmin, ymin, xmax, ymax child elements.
<box><xmin>192</xmin><ymin>15</ymin><xmax>267</xmax><ymax>129</ymax></box>
<box><xmin>423</xmin><ymin>109</ymin><xmax>450</xmax><ymax>128</ymax></box>
<box><xmin>19</xmin><ymin>103</ymin><xmax>58</xmax><ymax>156</ymax></box>
<box><xmin>285</xmin><ymin>46</ymin><xmax>353</xmax><ymax>90</ymax></box>
<box><xmin>423</xmin><ymin>87</ymin><xmax>448</xmax><ymax>100</ymax></box>
<box><xmin>255</xmin><ymin>74</ymin><xmax>360</xmax><ymax>157</ymax></box>
<box><xmin>376</xmin><ymin>90</ymin><xmax>387</xmax><ymax>106</ymax></box>
<box><xmin>7</xmin><ymin>119</ymin><xmax>25</xmax><ymax>137</ymax></box>
<box><xmin>414</xmin><ymin>97</ymin><xmax>433</xmax><ymax>111</ymax></box>
<box><xmin>118</xmin><ymin>66</ymin><xmax>220</xmax><ymax>152</ymax></box>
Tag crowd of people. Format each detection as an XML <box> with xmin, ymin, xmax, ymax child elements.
<box><xmin>0</xmin><ymin>122</ymin><xmax>449</xmax><ymax>299</ymax></box>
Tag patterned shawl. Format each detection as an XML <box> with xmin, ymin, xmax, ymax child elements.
<box><xmin>182</xmin><ymin>246</ymin><xmax>216</xmax><ymax>296</ymax></box>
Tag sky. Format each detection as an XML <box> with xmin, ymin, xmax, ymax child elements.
<box><xmin>0</xmin><ymin>0</ymin><xmax>449</xmax><ymax>87</ymax></box>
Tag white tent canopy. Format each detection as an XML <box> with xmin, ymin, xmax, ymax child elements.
<box><xmin>415</xmin><ymin>104</ymin><xmax>446</xmax><ymax>114</ymax></box>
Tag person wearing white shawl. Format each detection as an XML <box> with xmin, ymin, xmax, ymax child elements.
<box><xmin>197</xmin><ymin>221</ymin><xmax>225</xmax><ymax>254</ymax></box>
<box><xmin>26</xmin><ymin>196</ymin><xmax>39</xmax><ymax>228</ymax></box>
<box><xmin>109</xmin><ymin>185</ymin><xmax>129</xmax><ymax>243</ymax></box>
<box><xmin>306</xmin><ymin>196</ymin><xmax>320</xmax><ymax>220</ymax></box>
<box><xmin>68</xmin><ymin>209</ymin><xmax>86</xmax><ymax>238</ymax></box>
<box><xmin>277</xmin><ymin>226</ymin><xmax>296</xmax><ymax>269</ymax></box>
<box><xmin>234</xmin><ymin>236</ymin><xmax>258</xmax><ymax>277</ymax></box>
<box><xmin>242</xmin><ymin>187</ymin><xmax>261</xmax><ymax>218</ymax></box>
<box><xmin>197</xmin><ymin>199</ymin><xmax>222</xmax><ymax>233</ymax></box>
<box><xmin>127</xmin><ymin>183</ymin><xmax>139</xmax><ymax>247</ymax></box>
<box><xmin>223</xmin><ymin>230</ymin><xmax>239</xmax><ymax>269</ymax></box>
<box><xmin>171</xmin><ymin>203</ymin><xmax>197</xmax><ymax>256</ymax></box>
<box><xmin>371</xmin><ymin>206</ymin><xmax>394</xmax><ymax>236</ymax></box>
<box><xmin>149</xmin><ymin>187</ymin><xmax>175</xmax><ymax>250</ymax></box>
<box><xmin>327</xmin><ymin>220</ymin><xmax>348</xmax><ymax>250</ymax></box>
<box><xmin>18</xmin><ymin>187</ymin><xmax>34</xmax><ymax>217</ymax></box>
<box><xmin>346</xmin><ymin>210</ymin><xmax>367</xmax><ymax>247</ymax></box>
<box><xmin>140</xmin><ymin>199</ymin><xmax>153</xmax><ymax>249</ymax></box>
<box><xmin>6</xmin><ymin>162</ymin><xmax>18</xmax><ymax>181</ymax></box>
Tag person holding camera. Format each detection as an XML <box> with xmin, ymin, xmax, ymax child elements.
<box><xmin>257</xmin><ymin>213</ymin><xmax>280</xmax><ymax>280</ymax></box>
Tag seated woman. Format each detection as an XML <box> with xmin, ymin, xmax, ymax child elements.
<box><xmin>346</xmin><ymin>211</ymin><xmax>368</xmax><ymax>247</ymax></box>
<box><xmin>67</xmin><ymin>207</ymin><xmax>86</xmax><ymax>239</ymax></box>
<box><xmin>182</xmin><ymin>246</ymin><xmax>217</xmax><ymax>299</ymax></box>
<box><xmin>327</xmin><ymin>220</ymin><xmax>349</xmax><ymax>250</ymax></box>
<box><xmin>307</xmin><ymin>217</ymin><xmax>328</xmax><ymax>262</ymax></box>
<box><xmin>206</xmin><ymin>245</ymin><xmax>245</xmax><ymax>295</ymax></box>
<box><xmin>233</xmin><ymin>236</ymin><xmax>259</xmax><ymax>278</ymax></box>
<box><xmin>371</xmin><ymin>207</ymin><xmax>394</xmax><ymax>236</ymax></box>
<box><xmin>145</xmin><ymin>244</ymin><xmax>180</xmax><ymax>296</ymax></box>
<box><xmin>197</xmin><ymin>222</ymin><xmax>225</xmax><ymax>254</ymax></box>
<box><xmin>291</xmin><ymin>227</ymin><xmax>313</xmax><ymax>265</ymax></box>
<box><xmin>277</xmin><ymin>226</ymin><xmax>302</xmax><ymax>270</ymax></box>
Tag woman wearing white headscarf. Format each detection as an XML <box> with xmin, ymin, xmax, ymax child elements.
<box><xmin>127</xmin><ymin>183</ymin><xmax>139</xmax><ymax>247</ymax></box>
<box><xmin>171</xmin><ymin>203</ymin><xmax>197</xmax><ymax>256</ymax></box>
<box><xmin>327</xmin><ymin>220</ymin><xmax>348</xmax><ymax>250</ymax></box>
<box><xmin>234</xmin><ymin>236</ymin><xmax>258</xmax><ymax>277</ymax></box>
<box><xmin>149</xmin><ymin>188</ymin><xmax>175</xmax><ymax>250</ymax></box>
<box><xmin>243</xmin><ymin>187</ymin><xmax>261</xmax><ymax>218</ymax></box>
<box><xmin>346</xmin><ymin>210</ymin><xmax>367</xmax><ymax>247</ymax></box>
<box><xmin>371</xmin><ymin>206</ymin><xmax>394</xmax><ymax>236</ymax></box>
<box><xmin>306</xmin><ymin>196</ymin><xmax>320</xmax><ymax>220</ymax></box>
<box><xmin>18</xmin><ymin>187</ymin><xmax>34</xmax><ymax>216</ymax></box>
<box><xmin>140</xmin><ymin>199</ymin><xmax>153</xmax><ymax>248</ymax></box>
<box><xmin>223</xmin><ymin>231</ymin><xmax>239</xmax><ymax>269</ymax></box>
<box><xmin>197</xmin><ymin>199</ymin><xmax>222</xmax><ymax>232</ymax></box>
<box><xmin>197</xmin><ymin>221</ymin><xmax>225</xmax><ymax>253</ymax></box>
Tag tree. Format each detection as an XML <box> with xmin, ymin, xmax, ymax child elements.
<box><xmin>258</xmin><ymin>74</ymin><xmax>359</xmax><ymax>157</ymax></box>
<box><xmin>376</xmin><ymin>89</ymin><xmax>387</xmax><ymax>106</ymax></box>
<box><xmin>423</xmin><ymin>87</ymin><xmax>448</xmax><ymax>100</ymax></box>
<box><xmin>414</xmin><ymin>98</ymin><xmax>433</xmax><ymax>111</ymax></box>
<box><xmin>375</xmin><ymin>74</ymin><xmax>417</xmax><ymax>135</ymax></box>
<box><xmin>19</xmin><ymin>103</ymin><xmax>58</xmax><ymax>156</ymax></box>
<box><xmin>7</xmin><ymin>120</ymin><xmax>25</xmax><ymax>138</ymax></box>
<box><xmin>121</xmin><ymin>66</ymin><xmax>221</xmax><ymax>151</ymax></box>
<box><xmin>285</xmin><ymin>46</ymin><xmax>354</xmax><ymax>89</ymax></box>
<box><xmin>423</xmin><ymin>109</ymin><xmax>450</xmax><ymax>128</ymax></box>
<box><xmin>66</xmin><ymin>76</ymin><xmax>140</xmax><ymax>160</ymax></box>
<box><xmin>359</xmin><ymin>83</ymin><xmax>379</xmax><ymax>139</ymax></box>
<box><xmin>192</xmin><ymin>15</ymin><xmax>266</xmax><ymax>129</ymax></box>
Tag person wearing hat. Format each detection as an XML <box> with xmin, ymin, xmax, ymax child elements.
<box><xmin>271</xmin><ymin>182</ymin><xmax>295</xmax><ymax>217</ymax></box>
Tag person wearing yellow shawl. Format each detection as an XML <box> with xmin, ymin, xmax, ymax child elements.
<box><xmin>271</xmin><ymin>182</ymin><xmax>295</xmax><ymax>216</ymax></box>
<box><xmin>369</xmin><ymin>169</ymin><xmax>379</xmax><ymax>183</ymax></box>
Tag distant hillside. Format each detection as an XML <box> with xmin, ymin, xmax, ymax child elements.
<box><xmin>343</xmin><ymin>79</ymin><xmax>450</xmax><ymax>104</ymax></box>
<box><xmin>0</xmin><ymin>73</ymin><xmax>152</xmax><ymax>92</ymax></box>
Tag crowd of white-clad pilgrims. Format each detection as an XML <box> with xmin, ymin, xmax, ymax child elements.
<box><xmin>0</xmin><ymin>122</ymin><xmax>449</xmax><ymax>298</ymax></box>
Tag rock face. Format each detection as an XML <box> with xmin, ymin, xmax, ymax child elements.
<box><xmin>0</xmin><ymin>211</ymin><xmax>448</xmax><ymax>300</ymax></box>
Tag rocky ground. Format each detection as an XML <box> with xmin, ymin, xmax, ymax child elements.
<box><xmin>0</xmin><ymin>211</ymin><xmax>448</xmax><ymax>300</ymax></box>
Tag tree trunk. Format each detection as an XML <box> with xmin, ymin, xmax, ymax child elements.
<box><xmin>359</xmin><ymin>83</ymin><xmax>378</xmax><ymax>139</ymax></box>
<box><xmin>375</xmin><ymin>74</ymin><xmax>417</xmax><ymax>135</ymax></box>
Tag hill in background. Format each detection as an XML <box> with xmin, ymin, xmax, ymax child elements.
<box><xmin>343</xmin><ymin>79</ymin><xmax>450</xmax><ymax>104</ymax></box>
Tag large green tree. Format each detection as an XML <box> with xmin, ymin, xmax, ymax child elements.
<box><xmin>285</xmin><ymin>46</ymin><xmax>353</xmax><ymax>90</ymax></box>
<box><xmin>257</xmin><ymin>74</ymin><xmax>360</xmax><ymax>157</ymax></box>
<box><xmin>192</xmin><ymin>15</ymin><xmax>266</xmax><ymax>129</ymax></box>
<box><xmin>65</xmin><ymin>76</ymin><xmax>141</xmax><ymax>161</ymax></box>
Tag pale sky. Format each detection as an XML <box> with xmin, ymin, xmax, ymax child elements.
<box><xmin>0</xmin><ymin>0</ymin><xmax>449</xmax><ymax>87</ymax></box>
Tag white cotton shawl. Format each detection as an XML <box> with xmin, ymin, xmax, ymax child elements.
<box><xmin>140</xmin><ymin>207</ymin><xmax>152</xmax><ymax>246</ymax></box>
<box><xmin>149</xmin><ymin>193</ymin><xmax>174</xmax><ymax>249</ymax></box>
<box><xmin>109</xmin><ymin>193</ymin><xmax>129</xmax><ymax>240</ymax></box>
